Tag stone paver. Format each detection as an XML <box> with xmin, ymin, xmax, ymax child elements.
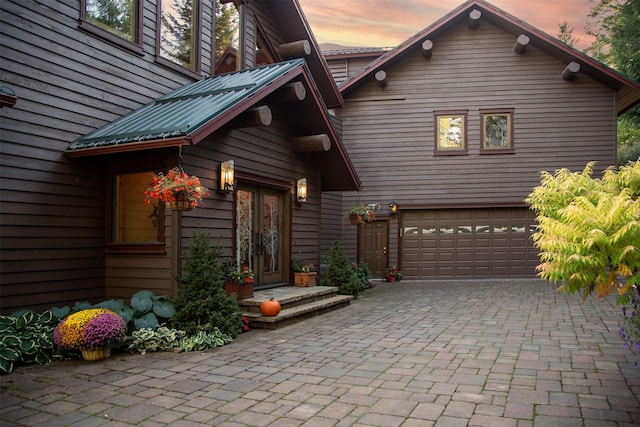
<box><xmin>1</xmin><ymin>279</ymin><xmax>639</xmax><ymax>426</ymax></box>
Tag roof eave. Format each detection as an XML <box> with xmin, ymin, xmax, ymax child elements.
<box><xmin>266</xmin><ymin>0</ymin><xmax>344</xmax><ymax>109</ymax></box>
<box><xmin>339</xmin><ymin>0</ymin><xmax>640</xmax><ymax>108</ymax></box>
<box><xmin>64</xmin><ymin>136</ymin><xmax>191</xmax><ymax>158</ymax></box>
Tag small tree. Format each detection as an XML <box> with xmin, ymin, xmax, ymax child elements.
<box><xmin>324</xmin><ymin>241</ymin><xmax>363</xmax><ymax>297</ymax></box>
<box><xmin>525</xmin><ymin>161</ymin><xmax>640</xmax><ymax>301</ymax></box>
<box><xmin>171</xmin><ymin>232</ymin><xmax>241</xmax><ymax>337</ymax></box>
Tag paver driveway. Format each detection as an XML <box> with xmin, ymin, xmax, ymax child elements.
<box><xmin>1</xmin><ymin>279</ymin><xmax>639</xmax><ymax>426</ymax></box>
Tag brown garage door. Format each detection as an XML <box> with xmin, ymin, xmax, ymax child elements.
<box><xmin>401</xmin><ymin>208</ymin><xmax>539</xmax><ymax>279</ymax></box>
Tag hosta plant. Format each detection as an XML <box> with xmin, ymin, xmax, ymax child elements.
<box><xmin>126</xmin><ymin>326</ymin><xmax>186</xmax><ymax>354</ymax></box>
<box><xmin>177</xmin><ymin>324</ymin><xmax>233</xmax><ymax>352</ymax></box>
<box><xmin>0</xmin><ymin>310</ymin><xmax>64</xmax><ymax>374</ymax></box>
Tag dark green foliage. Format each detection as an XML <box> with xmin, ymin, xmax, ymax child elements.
<box><xmin>324</xmin><ymin>241</ymin><xmax>364</xmax><ymax>297</ymax></box>
<box><xmin>171</xmin><ymin>232</ymin><xmax>241</xmax><ymax>337</ymax></box>
<box><xmin>0</xmin><ymin>310</ymin><xmax>63</xmax><ymax>374</ymax></box>
<box><xmin>353</xmin><ymin>260</ymin><xmax>371</xmax><ymax>289</ymax></box>
<box><xmin>61</xmin><ymin>290</ymin><xmax>176</xmax><ymax>333</ymax></box>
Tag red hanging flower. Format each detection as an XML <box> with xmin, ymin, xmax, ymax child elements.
<box><xmin>144</xmin><ymin>167</ymin><xmax>210</xmax><ymax>209</ymax></box>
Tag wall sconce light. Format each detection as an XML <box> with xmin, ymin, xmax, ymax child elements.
<box><xmin>389</xmin><ymin>202</ymin><xmax>398</xmax><ymax>215</ymax></box>
<box><xmin>220</xmin><ymin>160</ymin><xmax>235</xmax><ymax>193</ymax></box>
<box><xmin>296</xmin><ymin>178</ymin><xmax>307</xmax><ymax>204</ymax></box>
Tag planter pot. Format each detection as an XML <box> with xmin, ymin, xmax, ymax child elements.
<box><xmin>386</xmin><ymin>275</ymin><xmax>396</xmax><ymax>283</ymax></box>
<box><xmin>81</xmin><ymin>347</ymin><xmax>110</xmax><ymax>361</ymax></box>
<box><xmin>294</xmin><ymin>272</ymin><xmax>317</xmax><ymax>287</ymax></box>
<box><xmin>166</xmin><ymin>192</ymin><xmax>193</xmax><ymax>211</ymax></box>
<box><xmin>349</xmin><ymin>214</ymin><xmax>361</xmax><ymax>225</ymax></box>
<box><xmin>224</xmin><ymin>281</ymin><xmax>254</xmax><ymax>299</ymax></box>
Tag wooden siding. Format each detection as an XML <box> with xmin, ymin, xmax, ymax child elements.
<box><xmin>327</xmin><ymin>57</ymin><xmax>380</xmax><ymax>84</ymax></box>
<box><xmin>333</xmin><ymin>21</ymin><xmax>617</xmax><ymax>262</ymax></box>
<box><xmin>0</xmin><ymin>0</ymin><xmax>214</xmax><ymax>313</ymax></box>
<box><xmin>174</xmin><ymin>117</ymin><xmax>323</xmax><ymax>279</ymax></box>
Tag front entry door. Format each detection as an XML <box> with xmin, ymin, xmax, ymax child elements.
<box><xmin>236</xmin><ymin>187</ymin><xmax>284</xmax><ymax>287</ymax></box>
<box><xmin>359</xmin><ymin>220</ymin><xmax>389</xmax><ymax>278</ymax></box>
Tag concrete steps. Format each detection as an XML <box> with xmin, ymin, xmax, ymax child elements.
<box><xmin>238</xmin><ymin>285</ymin><xmax>353</xmax><ymax>329</ymax></box>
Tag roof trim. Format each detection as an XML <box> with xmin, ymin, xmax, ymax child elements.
<box><xmin>65</xmin><ymin>137</ymin><xmax>190</xmax><ymax>158</ymax></box>
<box><xmin>339</xmin><ymin>0</ymin><xmax>640</xmax><ymax>112</ymax></box>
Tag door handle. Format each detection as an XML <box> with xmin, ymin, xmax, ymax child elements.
<box><xmin>255</xmin><ymin>233</ymin><xmax>264</xmax><ymax>255</ymax></box>
<box><xmin>383</xmin><ymin>246</ymin><xmax>387</xmax><ymax>254</ymax></box>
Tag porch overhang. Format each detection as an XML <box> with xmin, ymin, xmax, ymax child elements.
<box><xmin>65</xmin><ymin>60</ymin><xmax>361</xmax><ymax>191</ymax></box>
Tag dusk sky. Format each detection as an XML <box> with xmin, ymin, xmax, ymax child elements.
<box><xmin>298</xmin><ymin>0</ymin><xmax>595</xmax><ymax>51</ymax></box>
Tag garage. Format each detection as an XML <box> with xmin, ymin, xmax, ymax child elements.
<box><xmin>401</xmin><ymin>207</ymin><xmax>539</xmax><ymax>279</ymax></box>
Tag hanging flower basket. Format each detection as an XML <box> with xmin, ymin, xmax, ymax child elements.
<box><xmin>345</xmin><ymin>204</ymin><xmax>376</xmax><ymax>225</ymax></box>
<box><xmin>144</xmin><ymin>167</ymin><xmax>209</xmax><ymax>211</ymax></box>
<box><xmin>165</xmin><ymin>192</ymin><xmax>192</xmax><ymax>211</ymax></box>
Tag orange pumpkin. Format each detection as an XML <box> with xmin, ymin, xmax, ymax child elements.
<box><xmin>260</xmin><ymin>298</ymin><xmax>281</xmax><ymax>317</ymax></box>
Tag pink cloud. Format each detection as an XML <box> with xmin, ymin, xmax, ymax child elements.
<box><xmin>299</xmin><ymin>0</ymin><xmax>595</xmax><ymax>50</ymax></box>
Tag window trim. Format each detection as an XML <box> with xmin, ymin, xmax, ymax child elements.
<box><xmin>155</xmin><ymin>0</ymin><xmax>202</xmax><ymax>78</ymax></box>
<box><xmin>480</xmin><ymin>108</ymin><xmax>515</xmax><ymax>154</ymax></box>
<box><xmin>79</xmin><ymin>0</ymin><xmax>144</xmax><ymax>55</ymax></box>
<box><xmin>434</xmin><ymin>110</ymin><xmax>468</xmax><ymax>156</ymax></box>
<box><xmin>106</xmin><ymin>168</ymin><xmax>166</xmax><ymax>255</ymax></box>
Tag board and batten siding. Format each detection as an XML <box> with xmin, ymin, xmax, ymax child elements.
<box><xmin>334</xmin><ymin>20</ymin><xmax>617</xmax><ymax>262</ymax></box>
<box><xmin>0</xmin><ymin>0</ymin><xmax>214</xmax><ymax>313</ymax></box>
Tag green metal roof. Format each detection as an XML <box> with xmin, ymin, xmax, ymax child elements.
<box><xmin>68</xmin><ymin>59</ymin><xmax>306</xmax><ymax>151</ymax></box>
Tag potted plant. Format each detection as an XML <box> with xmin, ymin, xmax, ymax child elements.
<box><xmin>385</xmin><ymin>267</ymin><xmax>403</xmax><ymax>283</ymax></box>
<box><xmin>144</xmin><ymin>167</ymin><xmax>210</xmax><ymax>211</ymax></box>
<box><xmin>224</xmin><ymin>266</ymin><xmax>255</xmax><ymax>299</ymax></box>
<box><xmin>346</xmin><ymin>204</ymin><xmax>376</xmax><ymax>225</ymax></box>
<box><xmin>292</xmin><ymin>258</ymin><xmax>317</xmax><ymax>287</ymax></box>
<box><xmin>53</xmin><ymin>308</ymin><xmax>127</xmax><ymax>361</ymax></box>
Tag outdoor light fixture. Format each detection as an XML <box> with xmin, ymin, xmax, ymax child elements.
<box><xmin>220</xmin><ymin>160</ymin><xmax>235</xmax><ymax>193</ymax></box>
<box><xmin>389</xmin><ymin>202</ymin><xmax>398</xmax><ymax>215</ymax></box>
<box><xmin>296</xmin><ymin>178</ymin><xmax>307</xmax><ymax>204</ymax></box>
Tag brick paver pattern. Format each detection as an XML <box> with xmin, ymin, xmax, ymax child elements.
<box><xmin>1</xmin><ymin>279</ymin><xmax>639</xmax><ymax>426</ymax></box>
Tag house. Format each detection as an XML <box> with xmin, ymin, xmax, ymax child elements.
<box><xmin>324</xmin><ymin>0</ymin><xmax>640</xmax><ymax>279</ymax></box>
<box><xmin>0</xmin><ymin>0</ymin><xmax>359</xmax><ymax>314</ymax></box>
<box><xmin>323</xmin><ymin>47</ymin><xmax>392</xmax><ymax>84</ymax></box>
<box><xmin>2</xmin><ymin>0</ymin><xmax>639</xmax><ymax>315</ymax></box>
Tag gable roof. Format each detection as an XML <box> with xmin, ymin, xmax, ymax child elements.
<box><xmin>260</xmin><ymin>0</ymin><xmax>344</xmax><ymax>109</ymax></box>
<box><xmin>339</xmin><ymin>0</ymin><xmax>640</xmax><ymax>114</ymax></box>
<box><xmin>66</xmin><ymin>59</ymin><xmax>361</xmax><ymax>191</ymax></box>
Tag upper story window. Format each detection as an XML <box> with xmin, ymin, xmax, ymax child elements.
<box><xmin>434</xmin><ymin>110</ymin><xmax>468</xmax><ymax>155</ymax></box>
<box><xmin>481</xmin><ymin>109</ymin><xmax>514</xmax><ymax>154</ymax></box>
<box><xmin>158</xmin><ymin>0</ymin><xmax>201</xmax><ymax>74</ymax></box>
<box><xmin>80</xmin><ymin>0</ymin><xmax>143</xmax><ymax>53</ymax></box>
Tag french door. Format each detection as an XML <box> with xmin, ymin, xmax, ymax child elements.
<box><xmin>236</xmin><ymin>186</ymin><xmax>285</xmax><ymax>287</ymax></box>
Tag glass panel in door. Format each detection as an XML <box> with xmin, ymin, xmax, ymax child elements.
<box><xmin>236</xmin><ymin>188</ymin><xmax>283</xmax><ymax>287</ymax></box>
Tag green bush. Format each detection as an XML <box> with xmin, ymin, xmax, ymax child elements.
<box><xmin>177</xmin><ymin>324</ymin><xmax>233</xmax><ymax>352</ymax></box>
<box><xmin>56</xmin><ymin>290</ymin><xmax>176</xmax><ymax>333</ymax></box>
<box><xmin>126</xmin><ymin>326</ymin><xmax>186</xmax><ymax>354</ymax></box>
<box><xmin>171</xmin><ymin>231</ymin><xmax>241</xmax><ymax>337</ymax></box>
<box><xmin>324</xmin><ymin>241</ymin><xmax>364</xmax><ymax>297</ymax></box>
<box><xmin>0</xmin><ymin>310</ymin><xmax>64</xmax><ymax>374</ymax></box>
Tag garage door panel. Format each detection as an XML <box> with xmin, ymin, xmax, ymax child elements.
<box><xmin>401</xmin><ymin>208</ymin><xmax>538</xmax><ymax>279</ymax></box>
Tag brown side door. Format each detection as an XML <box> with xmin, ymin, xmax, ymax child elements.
<box><xmin>359</xmin><ymin>220</ymin><xmax>389</xmax><ymax>278</ymax></box>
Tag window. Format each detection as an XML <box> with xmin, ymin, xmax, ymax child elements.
<box><xmin>108</xmin><ymin>171</ymin><xmax>165</xmax><ymax>253</ymax></box>
<box><xmin>158</xmin><ymin>0</ymin><xmax>201</xmax><ymax>74</ymax></box>
<box><xmin>481</xmin><ymin>109</ymin><xmax>514</xmax><ymax>153</ymax></box>
<box><xmin>434</xmin><ymin>111</ymin><xmax>467</xmax><ymax>155</ymax></box>
<box><xmin>80</xmin><ymin>0</ymin><xmax>143</xmax><ymax>53</ymax></box>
